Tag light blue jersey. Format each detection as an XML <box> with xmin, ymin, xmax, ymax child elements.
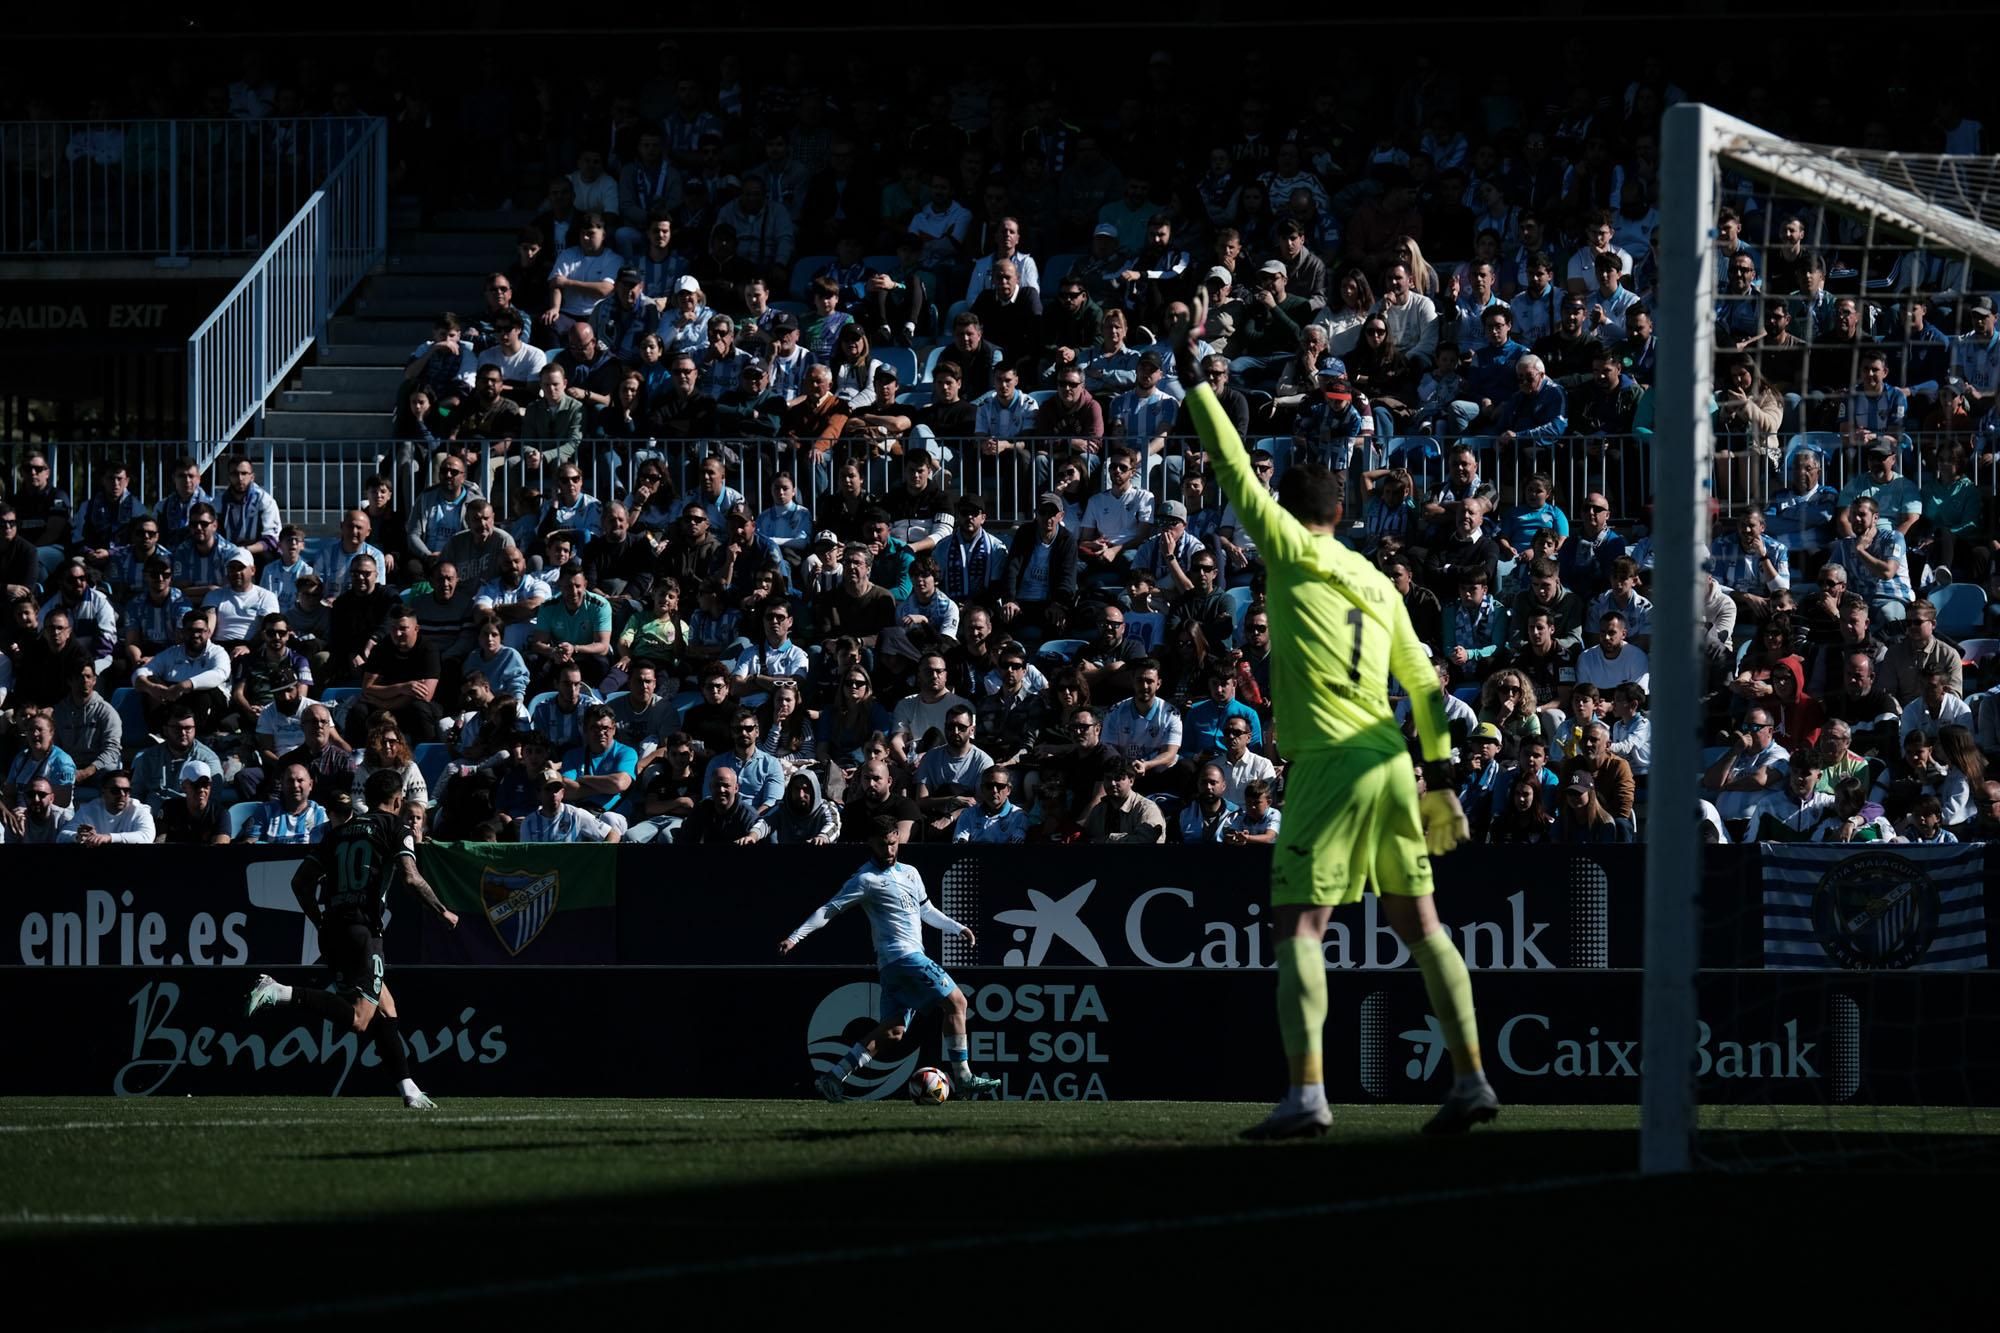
<box><xmin>786</xmin><ymin>858</ymin><xmax>966</xmax><ymax>970</ymax></box>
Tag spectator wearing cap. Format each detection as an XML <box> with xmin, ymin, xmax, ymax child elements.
<box><xmin>1129</xmin><ymin>499</ymin><xmax>1206</xmax><ymax>591</ymax></box>
<box><xmin>1950</xmin><ymin>294</ymin><xmax>2000</xmax><ymax>416</ymax></box>
<box><xmin>203</xmin><ymin>549</ymin><xmax>280</xmax><ymax>655</ymax></box>
<box><xmin>997</xmin><ymin>494</ymin><xmax>1078</xmax><ymax>639</ymax></box>
<box><xmin>1836</xmin><ymin>437</ymin><xmax>1922</xmax><ymax>540</ymax></box>
<box><xmin>941</xmin><ymin>494</ymin><xmax>1008</xmax><ymax>604</ymax></box>
<box><xmin>1226</xmin><ymin>261</ymin><xmax>1312</xmax><ymax>386</ymax></box>
<box><xmin>521</xmin><ymin>764</ymin><xmax>624</xmax><ymax>843</ymax></box>
<box><xmin>157</xmin><ymin>758</ymin><xmax>230</xmax><ymax>844</ymax></box>
<box><xmin>1561</xmin><ymin>716</ymin><xmax>1637</xmax><ymax>828</ymax></box>
<box><xmin>757</xmin><ymin>310</ymin><xmax>812</xmax><ymax>400</ymax></box>
<box><xmin>714</xmin><ymin>358</ymin><xmax>786</xmax><ymax>443</ymax></box>
<box><xmin>1554</xmin><ymin>769</ymin><xmax>1624</xmax><ymax>843</ymax></box>
<box><xmin>661</xmin><ymin>274</ymin><xmax>716</xmax><ymax>359</ymax></box>
<box><xmin>40</xmin><ymin>558</ymin><xmax>117</xmax><ymax>671</ymax></box>
<box><xmin>588</xmin><ymin>266</ymin><xmax>664</xmax><ymax>363</ymax></box>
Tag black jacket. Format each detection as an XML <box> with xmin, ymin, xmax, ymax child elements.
<box><xmin>999</xmin><ymin>522</ymin><xmax>1079</xmax><ymax>605</ymax></box>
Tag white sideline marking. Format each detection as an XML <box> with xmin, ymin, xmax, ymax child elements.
<box><xmin>129</xmin><ymin>1170</ymin><xmax>1639</xmax><ymax>1331</ymax></box>
<box><xmin>0</xmin><ymin>1112</ymin><xmax>675</xmax><ymax>1134</ymax></box>
<box><xmin>5</xmin><ymin>1211</ymin><xmax>207</xmax><ymax>1227</ymax></box>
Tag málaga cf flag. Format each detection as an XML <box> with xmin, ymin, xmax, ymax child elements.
<box><xmin>1762</xmin><ymin>843</ymin><xmax>1988</xmax><ymax>970</ymax></box>
<box><xmin>415</xmin><ymin>841</ymin><xmax>617</xmax><ymax>964</ymax></box>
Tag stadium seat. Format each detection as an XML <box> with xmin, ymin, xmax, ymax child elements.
<box><xmin>875</xmin><ymin>346</ymin><xmax>919</xmax><ymax>387</ymax></box>
<box><xmin>111</xmin><ymin>687</ymin><xmax>149</xmax><ymax>743</ymax></box>
<box><xmin>788</xmin><ymin>255</ymin><xmax>835</xmax><ymax>299</ymax></box>
<box><xmin>669</xmin><ymin>690</ymin><xmax>701</xmax><ymax>724</ymax></box>
<box><xmin>602</xmin><ymin>691</ymin><xmax>629</xmax><ymax>707</ymax></box>
<box><xmin>1125</xmin><ymin>612</ymin><xmax>1165</xmax><ymax>653</ymax></box>
<box><xmin>862</xmin><ymin>254</ymin><xmax>897</xmax><ymax>275</ymax></box>
<box><xmin>1930</xmin><ymin>582</ymin><xmax>1986</xmax><ymax>635</ymax></box>
<box><xmin>1453</xmin><ymin>685</ymin><xmax>1483</xmax><ymax>708</ymax></box>
<box><xmin>1036</xmin><ymin>638</ymin><xmax>1091</xmax><ymax>664</ymax></box>
<box><xmin>1388</xmin><ymin>435</ymin><xmax>1443</xmax><ymax>462</ymax></box>
<box><xmin>527</xmin><ymin>690</ymin><xmax>555</xmax><ymax>718</ymax></box>
<box><xmin>320</xmin><ymin>686</ymin><xmax>361</xmax><ymax>708</ymax></box>
<box><xmin>943</xmin><ymin>299</ymin><xmax>971</xmax><ymax>332</ymax></box>
<box><xmin>1223</xmin><ymin>585</ymin><xmax>1256</xmax><ymax>638</ymax></box>
<box><xmin>225</xmin><ymin>802</ymin><xmax>261</xmax><ymax>840</ymax></box>
<box><xmin>1028</xmin><ymin>389</ymin><xmax>1057</xmax><ymax>407</ymax></box>
<box><xmin>1494</xmin><ymin>557</ymin><xmax>1517</xmax><ymax>586</ymax></box>
<box><xmin>1043</xmin><ymin>254</ymin><xmax>1081</xmax><ymax>287</ymax></box>
<box><xmin>1781</xmin><ymin>433</ymin><xmax>1841</xmax><ymax>476</ymax></box>
<box><xmin>1955</xmin><ymin>637</ymin><xmax>2000</xmax><ymax>664</ymax></box>
<box><xmin>413</xmin><ymin>743</ymin><xmax>450</xmax><ymax>792</ymax></box>
<box><xmin>773</xmin><ymin>300</ymin><xmax>808</xmax><ymax>318</ymax></box>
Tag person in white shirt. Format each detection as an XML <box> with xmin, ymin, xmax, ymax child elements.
<box><xmin>729</xmin><ymin>601</ymin><xmax>811</xmax><ymax>695</ymax></box>
<box><xmin>475</xmin><ymin>311</ymin><xmax>547</xmax><ymax>387</ymax></box>
<box><xmin>1565</xmin><ymin>212</ymin><xmax>1634</xmax><ymax>293</ymax></box>
<box><xmin>892</xmin><ymin>654</ymin><xmax>971</xmax><ymax>753</ymax></box>
<box><xmin>953</xmin><ymin>766</ymin><xmax>1027</xmax><ymax>843</ymax></box>
<box><xmin>1703</xmin><ymin>707</ymin><xmax>1789</xmax><ymax>825</ymax></box>
<box><xmin>58</xmin><ymin>771</ymin><xmax>156</xmax><ymax>844</ymax></box>
<box><xmin>566</xmin><ymin>147</ymin><xmax>620</xmax><ymax>216</ymax></box>
<box><xmin>543</xmin><ymin>213</ymin><xmax>622</xmax><ymax>335</ymax></box>
<box><xmin>1575</xmin><ymin>611</ymin><xmax>1650</xmax><ymax>692</ymax></box>
<box><xmin>132</xmin><ymin>609</ymin><xmax>233</xmax><ymax>732</ymax></box>
<box><xmin>519</xmin><ymin>766</ymin><xmax>622</xmax><ymax>842</ymax></box>
<box><xmin>204</xmin><ymin>550</ymin><xmax>281</xmax><ymax>650</ymax></box>
<box><xmin>964</xmin><ymin>217</ymin><xmax>1040</xmax><ymax>304</ymax></box>
<box><xmin>1373</xmin><ymin>259</ymin><xmax>1440</xmax><ymax>366</ymax></box>
<box><xmin>1101</xmin><ymin>658</ymin><xmax>1185</xmax><ymax>795</ymax></box>
<box><xmin>1216</xmin><ymin>716</ymin><xmax>1278</xmax><ymax>805</ymax></box>
<box><xmin>1221</xmin><ymin>778</ymin><xmax>1283</xmax><ymax>844</ymax></box>
<box><xmin>1737</xmin><ymin>749</ymin><xmax>1832</xmax><ymax>842</ymax></box>
<box><xmin>1898</xmin><ymin>667</ymin><xmax>1972</xmax><ymax>741</ymax></box>
<box><xmin>1079</xmin><ymin>445</ymin><xmax>1155</xmax><ymax>571</ymax></box>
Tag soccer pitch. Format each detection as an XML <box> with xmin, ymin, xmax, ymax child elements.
<box><xmin>5</xmin><ymin>1098</ymin><xmax>1996</xmax><ymax>1328</ymax></box>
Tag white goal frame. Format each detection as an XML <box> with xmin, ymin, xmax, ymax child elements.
<box><xmin>1643</xmin><ymin>105</ymin><xmax>2000</xmax><ymax>1173</ymax></box>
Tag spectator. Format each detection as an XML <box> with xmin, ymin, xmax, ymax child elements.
<box><xmin>1898</xmin><ymin>793</ymin><xmax>1958</xmax><ymax>845</ymax></box>
<box><xmin>351</xmin><ymin>605</ymin><xmax>442</xmax><ymax>743</ymax></box>
<box><xmin>1576</xmin><ymin>610</ymin><xmax>1649</xmax><ymax>692</ymax></box>
<box><xmin>14</xmin><ymin>451</ymin><xmax>73</xmax><ymax>578</ymax></box>
<box><xmin>131</xmin><ymin>609</ymin><xmax>231</xmax><ymax>733</ymax></box>
<box><xmin>5</xmin><ymin>711</ymin><xmax>76</xmax><ymax>812</ymax></box>
<box><xmin>169</xmin><ymin>503</ymin><xmax>240</xmax><ymax>603</ymax></box>
<box><xmin>1083</xmin><ymin>755</ymin><xmax>1166</xmax><ymax>844</ymax></box>
<box><xmin>544</xmin><ymin>212</ymin><xmax>621</xmax><ymax>337</ymax></box>
<box><xmin>1827</xmin><ymin>496</ymin><xmax>1913</xmax><ymax>624</ymax></box>
<box><xmin>1101</xmin><ymin>657</ymin><xmax>1186</xmax><ymax>798</ymax></box>
<box><xmin>768</xmin><ymin>769</ymin><xmax>841</xmax><ymax>846</ymax></box>
<box><xmin>1175</xmin><ymin>761</ymin><xmax>1239</xmax><ymax>844</ymax></box>
<box><xmin>525</xmin><ymin>561</ymin><xmax>613</xmax><ymax>689</ymax></box>
<box><xmin>156</xmin><ymin>456</ymin><xmax>213</xmax><ymax>549</ymax></box>
<box><xmin>1884</xmin><ymin>599</ymin><xmax>1964</xmax><ymax>701</ymax></box>
<box><xmin>7</xmin><ymin>778</ymin><xmax>72</xmax><ymax>844</ymax></box>
<box><xmin>1554</xmin><ymin>770</ymin><xmax>1625</xmax><ymax>843</ymax></box>
<box><xmin>1558</xmin><ymin>492</ymin><xmax>1626</xmax><ymax>599</ymax></box>
<box><xmin>520</xmin><ymin>764</ymin><xmax>623</xmax><ymax>843</ymax></box>
<box><xmin>1222</xmin><ymin>778</ymin><xmax>1283</xmax><ymax>845</ymax></box>
<box><xmin>1899</xmin><ymin>666</ymin><xmax>1972</xmax><ymax>741</ymax></box>
<box><xmin>204</xmin><ymin>551</ymin><xmax>280</xmax><ymax>654</ymax></box>
<box><xmin>75</xmin><ymin>461</ymin><xmax>140</xmax><ymax>569</ymax></box>
<box><xmin>53</xmin><ymin>662</ymin><xmax>119</xmax><ymax>789</ymax></box>
<box><xmin>242</xmin><ymin>761</ymin><xmax>328</xmax><ymax>845</ymax></box>
<box><xmin>41</xmin><ymin>559</ymin><xmax>117</xmax><ymax>671</ymax></box>
<box><xmin>704</xmin><ymin>706</ymin><xmax>785</xmax><ymax>821</ymax></box>
<box><xmin>560</xmin><ymin>703</ymin><xmax>637</xmax><ymax>834</ymax></box>
<box><xmin>158</xmin><ymin>759</ymin><xmax>231</xmax><ymax>845</ymax></box>
<box><xmin>216</xmin><ymin>457</ymin><xmax>282</xmax><ymax>562</ymax></box>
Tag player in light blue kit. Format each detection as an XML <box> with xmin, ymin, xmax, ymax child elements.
<box><xmin>780</xmin><ymin>817</ymin><xmax>1003</xmax><ymax>1101</ymax></box>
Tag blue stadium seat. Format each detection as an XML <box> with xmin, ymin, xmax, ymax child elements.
<box><xmin>527</xmin><ymin>690</ymin><xmax>555</xmax><ymax>717</ymax></box>
<box><xmin>413</xmin><ymin>742</ymin><xmax>450</xmax><ymax>792</ymax></box>
<box><xmin>788</xmin><ymin>255</ymin><xmax>836</xmax><ymax>299</ymax></box>
<box><xmin>225</xmin><ymin>802</ymin><xmax>261</xmax><ymax>840</ymax></box>
<box><xmin>1930</xmin><ymin>582</ymin><xmax>1987</xmax><ymax>635</ymax></box>
<box><xmin>863</xmin><ymin>254</ymin><xmax>898</xmax><ymax>275</ymax></box>
<box><xmin>1223</xmin><ymin>585</ymin><xmax>1256</xmax><ymax>638</ymax></box>
<box><xmin>875</xmin><ymin>346</ymin><xmax>919</xmax><ymax>387</ymax></box>
<box><xmin>1028</xmin><ymin>389</ymin><xmax>1057</xmax><ymax>407</ymax></box>
<box><xmin>942</xmin><ymin>299</ymin><xmax>970</xmax><ymax>331</ymax></box>
<box><xmin>1388</xmin><ymin>436</ymin><xmax>1443</xmax><ymax>462</ymax></box>
<box><xmin>320</xmin><ymin>686</ymin><xmax>361</xmax><ymax>708</ymax></box>
<box><xmin>111</xmin><ymin>687</ymin><xmax>149</xmax><ymax>743</ymax></box>
<box><xmin>1955</xmin><ymin>637</ymin><xmax>2000</xmax><ymax>664</ymax></box>
<box><xmin>1035</xmin><ymin>638</ymin><xmax>1091</xmax><ymax>664</ymax></box>
<box><xmin>669</xmin><ymin>690</ymin><xmax>701</xmax><ymax>724</ymax></box>
<box><xmin>773</xmin><ymin>300</ymin><xmax>808</xmax><ymax>318</ymax></box>
<box><xmin>1043</xmin><ymin>254</ymin><xmax>1082</xmax><ymax>287</ymax></box>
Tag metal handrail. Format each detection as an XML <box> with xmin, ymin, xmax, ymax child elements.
<box><xmin>182</xmin><ymin>120</ymin><xmax>386</xmax><ymax>454</ymax></box>
<box><xmin>0</xmin><ymin>116</ymin><xmax>377</xmax><ymax>259</ymax></box>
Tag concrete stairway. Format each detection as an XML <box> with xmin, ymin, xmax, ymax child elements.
<box><xmin>261</xmin><ymin>206</ymin><xmax>528</xmax><ymax>442</ymax></box>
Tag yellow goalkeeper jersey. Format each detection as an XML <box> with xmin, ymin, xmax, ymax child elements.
<box><xmin>1183</xmin><ymin>385</ymin><xmax>1450</xmax><ymax>764</ymax></box>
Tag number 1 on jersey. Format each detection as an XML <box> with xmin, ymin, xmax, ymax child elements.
<box><xmin>1346</xmin><ymin>608</ymin><xmax>1364</xmax><ymax>683</ymax></box>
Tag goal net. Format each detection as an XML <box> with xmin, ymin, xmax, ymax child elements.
<box><xmin>1644</xmin><ymin>105</ymin><xmax>2000</xmax><ymax>1172</ymax></box>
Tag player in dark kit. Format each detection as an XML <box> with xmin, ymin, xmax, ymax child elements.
<box><xmin>246</xmin><ymin>769</ymin><xmax>460</xmax><ymax>1108</ymax></box>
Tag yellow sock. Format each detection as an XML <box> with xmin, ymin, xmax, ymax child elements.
<box><xmin>1274</xmin><ymin>936</ymin><xmax>1327</xmax><ymax>1086</ymax></box>
<box><xmin>1410</xmin><ymin>929</ymin><xmax>1483</xmax><ymax>1076</ymax></box>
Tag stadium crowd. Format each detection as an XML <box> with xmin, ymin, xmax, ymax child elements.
<box><xmin>6</xmin><ymin>41</ymin><xmax>2000</xmax><ymax>849</ymax></box>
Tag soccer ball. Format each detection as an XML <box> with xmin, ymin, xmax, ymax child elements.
<box><xmin>909</xmin><ymin>1067</ymin><xmax>952</xmax><ymax>1104</ymax></box>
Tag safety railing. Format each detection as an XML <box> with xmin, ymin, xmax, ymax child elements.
<box><xmin>184</xmin><ymin>119</ymin><xmax>387</xmax><ymax>451</ymax></box>
<box><xmin>25</xmin><ymin>429</ymin><xmax>2000</xmax><ymax>548</ymax></box>
<box><xmin>0</xmin><ymin>116</ymin><xmax>377</xmax><ymax>259</ymax></box>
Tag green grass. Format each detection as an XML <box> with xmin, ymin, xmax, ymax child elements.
<box><xmin>5</xmin><ymin>1097</ymin><xmax>1998</xmax><ymax>1329</ymax></box>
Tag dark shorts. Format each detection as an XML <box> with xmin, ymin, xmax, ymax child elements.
<box><xmin>320</xmin><ymin>923</ymin><xmax>386</xmax><ymax>1005</ymax></box>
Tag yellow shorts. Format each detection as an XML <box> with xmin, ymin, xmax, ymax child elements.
<box><xmin>1270</xmin><ymin>747</ymin><xmax>1435</xmax><ymax>908</ymax></box>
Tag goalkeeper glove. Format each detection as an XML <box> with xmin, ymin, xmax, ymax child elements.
<box><xmin>1419</xmin><ymin>789</ymin><xmax>1471</xmax><ymax>858</ymax></box>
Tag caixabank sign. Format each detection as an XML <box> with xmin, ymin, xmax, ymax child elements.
<box><xmin>3</xmin><ymin>966</ymin><xmax>1993</xmax><ymax>1106</ymax></box>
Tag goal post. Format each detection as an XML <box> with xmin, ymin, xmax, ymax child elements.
<box><xmin>1641</xmin><ymin>101</ymin><xmax>1721</xmax><ymax>1176</ymax></box>
<box><xmin>1643</xmin><ymin>105</ymin><xmax>2000</xmax><ymax>1174</ymax></box>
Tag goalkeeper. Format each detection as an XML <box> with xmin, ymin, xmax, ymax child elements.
<box><xmin>1172</xmin><ymin>308</ymin><xmax>1499</xmax><ymax>1140</ymax></box>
